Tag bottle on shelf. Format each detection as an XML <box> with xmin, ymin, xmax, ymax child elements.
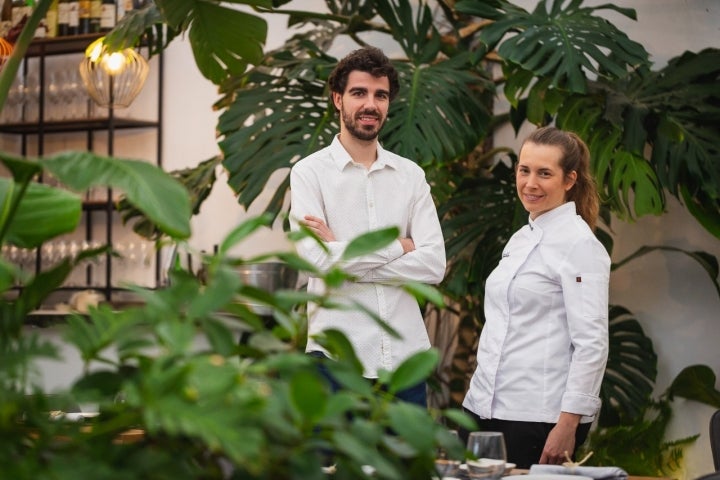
<box><xmin>45</xmin><ymin>0</ymin><xmax>59</xmax><ymax>37</ymax></box>
<box><xmin>58</xmin><ymin>0</ymin><xmax>78</xmax><ymax>36</ymax></box>
<box><xmin>99</xmin><ymin>0</ymin><xmax>114</xmax><ymax>32</ymax></box>
<box><xmin>115</xmin><ymin>0</ymin><xmax>130</xmax><ymax>22</ymax></box>
<box><xmin>77</xmin><ymin>0</ymin><xmax>89</xmax><ymax>34</ymax></box>
<box><xmin>67</xmin><ymin>0</ymin><xmax>78</xmax><ymax>34</ymax></box>
<box><xmin>10</xmin><ymin>0</ymin><xmax>30</xmax><ymax>29</ymax></box>
<box><xmin>57</xmin><ymin>0</ymin><xmax>69</xmax><ymax>35</ymax></box>
<box><xmin>89</xmin><ymin>0</ymin><xmax>99</xmax><ymax>32</ymax></box>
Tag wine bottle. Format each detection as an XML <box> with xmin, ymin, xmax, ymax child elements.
<box><xmin>45</xmin><ymin>0</ymin><xmax>59</xmax><ymax>37</ymax></box>
<box><xmin>10</xmin><ymin>0</ymin><xmax>30</xmax><ymax>28</ymax></box>
<box><xmin>99</xmin><ymin>0</ymin><xmax>114</xmax><ymax>32</ymax></box>
<box><xmin>116</xmin><ymin>0</ymin><xmax>130</xmax><ymax>22</ymax></box>
<box><xmin>57</xmin><ymin>0</ymin><xmax>69</xmax><ymax>35</ymax></box>
<box><xmin>67</xmin><ymin>0</ymin><xmax>79</xmax><ymax>35</ymax></box>
<box><xmin>78</xmin><ymin>0</ymin><xmax>90</xmax><ymax>34</ymax></box>
<box><xmin>89</xmin><ymin>0</ymin><xmax>100</xmax><ymax>32</ymax></box>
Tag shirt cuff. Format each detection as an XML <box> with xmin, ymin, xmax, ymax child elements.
<box><xmin>560</xmin><ymin>392</ymin><xmax>602</xmax><ymax>417</ymax></box>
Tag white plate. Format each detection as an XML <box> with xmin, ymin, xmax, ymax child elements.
<box><xmin>459</xmin><ymin>462</ymin><xmax>517</xmax><ymax>476</ymax></box>
<box><xmin>505</xmin><ymin>475</ymin><xmax>592</xmax><ymax>480</ymax></box>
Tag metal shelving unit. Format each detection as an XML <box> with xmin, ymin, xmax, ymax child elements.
<box><xmin>0</xmin><ymin>33</ymin><xmax>163</xmax><ymax>303</ymax></box>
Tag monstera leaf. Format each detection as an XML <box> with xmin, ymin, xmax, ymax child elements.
<box><xmin>219</xmin><ymin>0</ymin><xmax>492</xmax><ymax>216</ymax></box>
<box><xmin>456</xmin><ymin>0</ymin><xmax>649</xmax><ymax>95</ymax></box>
<box><xmin>599</xmin><ymin>305</ymin><xmax>657</xmax><ymax>427</ymax></box>
<box><xmin>218</xmin><ymin>44</ymin><xmax>339</xmax><ymax>218</ymax></box>
<box><xmin>436</xmin><ymin>160</ymin><xmax>519</xmax><ymax>303</ymax></box>
<box><xmin>551</xmin><ymin>48</ymin><xmax>720</xmax><ymax>234</ymax></box>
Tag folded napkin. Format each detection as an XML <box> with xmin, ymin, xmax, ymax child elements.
<box><xmin>529</xmin><ymin>464</ymin><xmax>628</xmax><ymax>480</ymax></box>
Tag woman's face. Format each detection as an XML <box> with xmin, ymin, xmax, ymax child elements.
<box><xmin>516</xmin><ymin>141</ymin><xmax>577</xmax><ymax>220</ymax></box>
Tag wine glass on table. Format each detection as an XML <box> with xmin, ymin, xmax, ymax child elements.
<box><xmin>466</xmin><ymin>431</ymin><xmax>507</xmax><ymax>479</ymax></box>
<box><xmin>435</xmin><ymin>429</ymin><xmax>462</xmax><ymax>478</ymax></box>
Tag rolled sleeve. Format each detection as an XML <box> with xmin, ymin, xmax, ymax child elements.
<box><xmin>560</xmin><ymin>237</ymin><xmax>610</xmax><ymax>416</ymax></box>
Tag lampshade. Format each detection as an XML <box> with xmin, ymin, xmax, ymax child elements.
<box><xmin>79</xmin><ymin>37</ymin><xmax>149</xmax><ymax>108</ymax></box>
<box><xmin>0</xmin><ymin>37</ymin><xmax>13</xmax><ymax>69</ymax></box>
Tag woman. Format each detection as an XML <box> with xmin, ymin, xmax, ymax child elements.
<box><xmin>463</xmin><ymin>126</ymin><xmax>610</xmax><ymax>468</ymax></box>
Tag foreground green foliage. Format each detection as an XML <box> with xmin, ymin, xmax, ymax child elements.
<box><xmin>0</xmin><ymin>152</ymin><xmax>472</xmax><ymax>478</ymax></box>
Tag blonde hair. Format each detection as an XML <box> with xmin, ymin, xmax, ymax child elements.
<box><xmin>522</xmin><ymin>126</ymin><xmax>600</xmax><ymax>230</ymax></box>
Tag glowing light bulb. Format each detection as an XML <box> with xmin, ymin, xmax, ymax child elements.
<box><xmin>102</xmin><ymin>52</ymin><xmax>126</xmax><ymax>74</ymax></box>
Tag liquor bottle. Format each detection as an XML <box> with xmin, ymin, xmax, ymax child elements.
<box><xmin>45</xmin><ymin>0</ymin><xmax>59</xmax><ymax>37</ymax></box>
<box><xmin>67</xmin><ymin>0</ymin><xmax>79</xmax><ymax>35</ymax></box>
<box><xmin>57</xmin><ymin>0</ymin><xmax>69</xmax><ymax>35</ymax></box>
<box><xmin>10</xmin><ymin>0</ymin><xmax>30</xmax><ymax>28</ymax></box>
<box><xmin>78</xmin><ymin>0</ymin><xmax>90</xmax><ymax>34</ymax></box>
<box><xmin>89</xmin><ymin>0</ymin><xmax>100</xmax><ymax>32</ymax></box>
<box><xmin>99</xmin><ymin>0</ymin><xmax>114</xmax><ymax>32</ymax></box>
<box><xmin>116</xmin><ymin>0</ymin><xmax>130</xmax><ymax>22</ymax></box>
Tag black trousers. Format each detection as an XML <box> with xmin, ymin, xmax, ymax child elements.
<box><xmin>462</xmin><ymin>410</ymin><xmax>592</xmax><ymax>469</ymax></box>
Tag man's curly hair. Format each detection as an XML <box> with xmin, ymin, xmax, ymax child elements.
<box><xmin>328</xmin><ymin>46</ymin><xmax>400</xmax><ymax>110</ymax></box>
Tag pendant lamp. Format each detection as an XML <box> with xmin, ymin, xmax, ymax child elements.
<box><xmin>79</xmin><ymin>37</ymin><xmax>149</xmax><ymax>108</ymax></box>
<box><xmin>0</xmin><ymin>37</ymin><xmax>13</xmax><ymax>69</ymax></box>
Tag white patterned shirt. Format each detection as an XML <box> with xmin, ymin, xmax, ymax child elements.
<box><xmin>289</xmin><ymin>136</ymin><xmax>446</xmax><ymax>377</ymax></box>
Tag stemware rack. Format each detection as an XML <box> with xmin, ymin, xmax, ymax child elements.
<box><xmin>0</xmin><ymin>33</ymin><xmax>164</xmax><ymax>305</ymax></box>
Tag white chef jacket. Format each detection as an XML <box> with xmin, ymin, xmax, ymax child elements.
<box><xmin>289</xmin><ymin>136</ymin><xmax>446</xmax><ymax>377</ymax></box>
<box><xmin>463</xmin><ymin>201</ymin><xmax>609</xmax><ymax>424</ymax></box>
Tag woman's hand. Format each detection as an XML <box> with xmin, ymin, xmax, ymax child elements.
<box><xmin>539</xmin><ymin>412</ymin><xmax>581</xmax><ymax>464</ymax></box>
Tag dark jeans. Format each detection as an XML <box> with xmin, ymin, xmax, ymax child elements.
<box><xmin>462</xmin><ymin>409</ymin><xmax>592</xmax><ymax>469</ymax></box>
<box><xmin>308</xmin><ymin>351</ymin><xmax>427</xmax><ymax>407</ymax></box>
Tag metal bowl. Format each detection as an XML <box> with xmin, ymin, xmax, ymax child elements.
<box><xmin>235</xmin><ymin>262</ymin><xmax>298</xmax><ymax>292</ymax></box>
<box><xmin>235</xmin><ymin>262</ymin><xmax>299</xmax><ymax>316</ymax></box>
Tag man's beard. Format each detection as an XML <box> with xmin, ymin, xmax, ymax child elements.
<box><xmin>341</xmin><ymin>107</ymin><xmax>386</xmax><ymax>141</ymax></box>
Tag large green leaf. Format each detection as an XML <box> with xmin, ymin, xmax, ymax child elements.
<box><xmin>342</xmin><ymin>227</ymin><xmax>400</xmax><ymax>261</ymax></box>
<box><xmin>555</xmin><ymin>48</ymin><xmax>720</xmax><ymax>232</ymax></box>
<box><xmin>436</xmin><ymin>160</ymin><xmax>519</xmax><ymax>304</ymax></box>
<box><xmin>0</xmin><ymin>178</ymin><xmax>81</xmax><ymax>248</ymax></box>
<box><xmin>41</xmin><ymin>151</ymin><xmax>192</xmax><ymax>240</ymax></box>
<box><xmin>599</xmin><ymin>305</ymin><xmax>657</xmax><ymax>427</ymax></box>
<box><xmin>220</xmin><ymin>29</ymin><xmax>491</xmax><ymax>215</ymax></box>
<box><xmin>456</xmin><ymin>0</ymin><xmax>649</xmax><ymax>94</ymax></box>
<box><xmin>387</xmin><ymin>348</ymin><xmax>438</xmax><ymax>395</ymax></box>
<box><xmin>382</xmin><ymin>55</ymin><xmax>493</xmax><ymax>168</ymax></box>
<box><xmin>558</xmin><ymin>97</ymin><xmax>666</xmax><ymax>220</ymax></box>
<box><xmin>218</xmin><ymin>42</ymin><xmax>338</xmax><ymax>216</ymax></box>
<box><xmin>187</xmin><ymin>2</ymin><xmax>268</xmax><ymax>84</ymax></box>
<box><xmin>104</xmin><ymin>2</ymin><xmax>178</xmax><ymax>56</ymax></box>
<box><xmin>666</xmin><ymin>365</ymin><xmax>720</xmax><ymax>408</ymax></box>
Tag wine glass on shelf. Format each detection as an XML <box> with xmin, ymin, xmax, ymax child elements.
<box><xmin>46</xmin><ymin>70</ymin><xmax>63</xmax><ymax>121</ymax></box>
<box><xmin>465</xmin><ymin>431</ymin><xmax>507</xmax><ymax>479</ymax></box>
<box><xmin>4</xmin><ymin>72</ymin><xmax>26</xmax><ymax>123</ymax></box>
<box><xmin>23</xmin><ymin>73</ymin><xmax>40</xmax><ymax>123</ymax></box>
<box><xmin>62</xmin><ymin>68</ymin><xmax>83</xmax><ymax>119</ymax></box>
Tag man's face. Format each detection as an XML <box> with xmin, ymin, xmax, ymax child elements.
<box><xmin>333</xmin><ymin>71</ymin><xmax>390</xmax><ymax>142</ymax></box>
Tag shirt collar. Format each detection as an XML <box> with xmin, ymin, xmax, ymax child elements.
<box><xmin>329</xmin><ymin>135</ymin><xmax>399</xmax><ymax>171</ymax></box>
<box><xmin>528</xmin><ymin>201</ymin><xmax>577</xmax><ymax>230</ymax></box>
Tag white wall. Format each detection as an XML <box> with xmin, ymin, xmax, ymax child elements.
<box><xmin>16</xmin><ymin>0</ymin><xmax>719</xmax><ymax>476</ymax></box>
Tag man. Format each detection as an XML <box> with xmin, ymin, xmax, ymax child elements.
<box><xmin>289</xmin><ymin>46</ymin><xmax>446</xmax><ymax>407</ymax></box>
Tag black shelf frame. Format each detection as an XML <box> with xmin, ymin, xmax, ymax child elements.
<box><xmin>1</xmin><ymin>33</ymin><xmax>163</xmax><ymax>305</ymax></box>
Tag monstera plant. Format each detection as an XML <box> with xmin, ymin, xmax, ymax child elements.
<box><xmin>102</xmin><ymin>0</ymin><xmax>720</xmax><ymax>448</ymax></box>
<box><xmin>2</xmin><ymin>0</ymin><xmax>719</xmax><ymax>475</ymax></box>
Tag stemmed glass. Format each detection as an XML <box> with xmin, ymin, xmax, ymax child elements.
<box><xmin>4</xmin><ymin>72</ymin><xmax>26</xmax><ymax>123</ymax></box>
<box><xmin>23</xmin><ymin>73</ymin><xmax>40</xmax><ymax>123</ymax></box>
<box><xmin>435</xmin><ymin>429</ymin><xmax>462</xmax><ymax>478</ymax></box>
<box><xmin>465</xmin><ymin>431</ymin><xmax>507</xmax><ymax>479</ymax></box>
<box><xmin>46</xmin><ymin>70</ymin><xmax>63</xmax><ymax>121</ymax></box>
